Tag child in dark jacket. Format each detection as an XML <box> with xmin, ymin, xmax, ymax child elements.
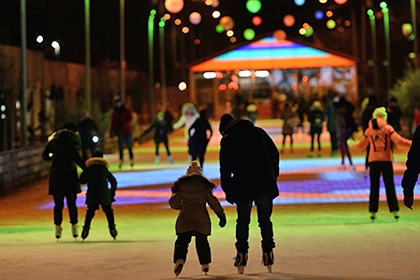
<box><xmin>79</xmin><ymin>149</ymin><xmax>118</xmax><ymax>240</ymax></box>
<box><xmin>169</xmin><ymin>161</ymin><xmax>226</xmax><ymax>276</ymax></box>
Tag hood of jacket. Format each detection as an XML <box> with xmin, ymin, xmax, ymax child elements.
<box><xmin>85</xmin><ymin>157</ymin><xmax>109</xmax><ymax>168</ymax></box>
<box><xmin>171</xmin><ymin>174</ymin><xmax>215</xmax><ymax>193</ymax></box>
<box><xmin>223</xmin><ymin>119</ymin><xmax>254</xmax><ymax>137</ymax></box>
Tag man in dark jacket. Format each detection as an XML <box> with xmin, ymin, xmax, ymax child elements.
<box><xmin>218</xmin><ymin>114</ymin><xmax>279</xmax><ymax>274</ymax></box>
<box><xmin>402</xmin><ymin>124</ymin><xmax>420</xmax><ymax>210</ymax></box>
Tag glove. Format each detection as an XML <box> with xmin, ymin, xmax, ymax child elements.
<box><xmin>219</xmin><ymin>215</ymin><xmax>226</xmax><ymax>228</ymax></box>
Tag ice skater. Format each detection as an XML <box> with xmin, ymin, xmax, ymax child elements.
<box><xmin>353</xmin><ymin>107</ymin><xmax>412</xmax><ymax>221</ymax></box>
<box><xmin>169</xmin><ymin>161</ymin><xmax>226</xmax><ymax>276</ymax></box>
<box><xmin>79</xmin><ymin>149</ymin><xmax>118</xmax><ymax>240</ymax></box>
<box><xmin>42</xmin><ymin>123</ymin><xmax>85</xmax><ymax>240</ymax></box>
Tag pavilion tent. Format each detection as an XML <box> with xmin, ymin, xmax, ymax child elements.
<box><xmin>188</xmin><ymin>35</ymin><xmax>358</xmax><ymax>117</ymax></box>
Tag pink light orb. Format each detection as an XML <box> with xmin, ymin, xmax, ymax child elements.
<box><xmin>334</xmin><ymin>0</ymin><xmax>347</xmax><ymax>4</ymax></box>
<box><xmin>273</xmin><ymin>30</ymin><xmax>287</xmax><ymax>41</ymax></box>
<box><xmin>189</xmin><ymin>12</ymin><xmax>202</xmax><ymax>25</ymax></box>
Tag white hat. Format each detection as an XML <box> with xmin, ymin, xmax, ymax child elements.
<box><xmin>186</xmin><ymin>161</ymin><xmax>202</xmax><ymax>176</ymax></box>
<box><xmin>373</xmin><ymin>106</ymin><xmax>388</xmax><ymax>121</ymax></box>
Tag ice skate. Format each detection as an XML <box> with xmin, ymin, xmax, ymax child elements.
<box><xmin>154</xmin><ymin>155</ymin><xmax>160</xmax><ymax>165</ymax></box>
<box><xmin>370</xmin><ymin>212</ymin><xmax>377</xmax><ymax>222</ymax></box>
<box><xmin>393</xmin><ymin>211</ymin><xmax>400</xmax><ymax>221</ymax></box>
<box><xmin>233</xmin><ymin>252</ymin><xmax>248</xmax><ymax>274</ymax></box>
<box><xmin>55</xmin><ymin>225</ymin><xmax>62</xmax><ymax>240</ymax></box>
<box><xmin>81</xmin><ymin>226</ymin><xmax>89</xmax><ymax>240</ymax></box>
<box><xmin>201</xmin><ymin>264</ymin><xmax>209</xmax><ymax>275</ymax></box>
<box><xmin>118</xmin><ymin>160</ymin><xmax>123</xmax><ymax>169</ymax></box>
<box><xmin>174</xmin><ymin>259</ymin><xmax>184</xmax><ymax>276</ymax></box>
<box><xmin>109</xmin><ymin>225</ymin><xmax>118</xmax><ymax>240</ymax></box>
<box><xmin>167</xmin><ymin>155</ymin><xmax>174</xmax><ymax>165</ymax></box>
<box><xmin>262</xmin><ymin>251</ymin><xmax>274</xmax><ymax>273</ymax></box>
<box><xmin>130</xmin><ymin>160</ymin><xmax>134</xmax><ymax>168</ymax></box>
<box><xmin>71</xmin><ymin>224</ymin><xmax>78</xmax><ymax>238</ymax></box>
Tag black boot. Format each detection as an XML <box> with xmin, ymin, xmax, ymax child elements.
<box><xmin>81</xmin><ymin>226</ymin><xmax>90</xmax><ymax>240</ymax></box>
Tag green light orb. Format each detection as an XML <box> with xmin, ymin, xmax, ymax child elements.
<box><xmin>326</xmin><ymin>19</ymin><xmax>336</xmax><ymax>30</ymax></box>
<box><xmin>243</xmin><ymin>28</ymin><xmax>255</xmax><ymax>40</ymax></box>
<box><xmin>215</xmin><ymin>24</ymin><xmax>224</xmax><ymax>33</ymax></box>
<box><xmin>246</xmin><ymin>0</ymin><xmax>262</xmax><ymax>14</ymax></box>
<box><xmin>304</xmin><ymin>26</ymin><xmax>314</xmax><ymax>37</ymax></box>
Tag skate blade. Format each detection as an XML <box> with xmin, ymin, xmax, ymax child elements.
<box><xmin>237</xmin><ymin>266</ymin><xmax>245</xmax><ymax>274</ymax></box>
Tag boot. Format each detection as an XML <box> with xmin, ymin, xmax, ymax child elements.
<box><xmin>81</xmin><ymin>226</ymin><xmax>89</xmax><ymax>240</ymax></box>
<box><xmin>262</xmin><ymin>251</ymin><xmax>274</xmax><ymax>273</ymax></box>
<box><xmin>393</xmin><ymin>211</ymin><xmax>400</xmax><ymax>221</ymax></box>
<box><xmin>154</xmin><ymin>156</ymin><xmax>160</xmax><ymax>165</ymax></box>
<box><xmin>174</xmin><ymin>259</ymin><xmax>184</xmax><ymax>276</ymax></box>
<box><xmin>234</xmin><ymin>252</ymin><xmax>248</xmax><ymax>274</ymax></box>
<box><xmin>370</xmin><ymin>212</ymin><xmax>377</xmax><ymax>222</ymax></box>
<box><xmin>55</xmin><ymin>225</ymin><xmax>62</xmax><ymax>240</ymax></box>
<box><xmin>71</xmin><ymin>224</ymin><xmax>78</xmax><ymax>238</ymax></box>
<box><xmin>201</xmin><ymin>264</ymin><xmax>209</xmax><ymax>275</ymax></box>
<box><xmin>167</xmin><ymin>155</ymin><xmax>174</xmax><ymax>165</ymax></box>
<box><xmin>109</xmin><ymin>225</ymin><xmax>118</xmax><ymax>240</ymax></box>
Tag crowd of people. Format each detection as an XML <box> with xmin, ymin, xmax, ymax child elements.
<box><xmin>41</xmin><ymin>92</ymin><xmax>420</xmax><ymax>277</ymax></box>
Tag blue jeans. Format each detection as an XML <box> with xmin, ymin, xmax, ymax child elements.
<box><xmin>117</xmin><ymin>133</ymin><xmax>133</xmax><ymax>161</ymax></box>
<box><xmin>235</xmin><ymin>193</ymin><xmax>275</xmax><ymax>253</ymax></box>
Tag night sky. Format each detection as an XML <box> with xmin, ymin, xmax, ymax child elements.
<box><xmin>0</xmin><ymin>0</ymin><xmax>414</xmax><ymax>78</ymax></box>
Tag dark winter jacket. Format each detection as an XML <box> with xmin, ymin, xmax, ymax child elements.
<box><xmin>188</xmin><ymin>118</ymin><xmax>213</xmax><ymax>156</ymax></box>
<box><xmin>169</xmin><ymin>174</ymin><xmax>225</xmax><ymax>236</ymax></box>
<box><xmin>219</xmin><ymin>119</ymin><xmax>279</xmax><ymax>203</ymax></box>
<box><xmin>402</xmin><ymin>125</ymin><xmax>420</xmax><ymax>196</ymax></box>
<box><xmin>42</xmin><ymin>130</ymin><xmax>85</xmax><ymax>196</ymax></box>
<box><xmin>111</xmin><ymin>105</ymin><xmax>132</xmax><ymax>135</ymax></box>
<box><xmin>80</xmin><ymin>157</ymin><xmax>117</xmax><ymax>207</ymax></box>
<box><xmin>141</xmin><ymin>119</ymin><xmax>171</xmax><ymax>143</ymax></box>
<box><xmin>308</xmin><ymin>107</ymin><xmax>324</xmax><ymax>134</ymax></box>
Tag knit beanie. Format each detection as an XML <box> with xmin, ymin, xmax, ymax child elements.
<box><xmin>373</xmin><ymin>106</ymin><xmax>388</xmax><ymax>121</ymax></box>
<box><xmin>219</xmin><ymin>114</ymin><xmax>234</xmax><ymax>134</ymax></box>
<box><xmin>186</xmin><ymin>161</ymin><xmax>202</xmax><ymax>176</ymax></box>
<box><xmin>91</xmin><ymin>149</ymin><xmax>104</xmax><ymax>158</ymax></box>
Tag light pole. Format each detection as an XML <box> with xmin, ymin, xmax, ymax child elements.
<box><xmin>20</xmin><ymin>0</ymin><xmax>28</xmax><ymax>147</ymax></box>
<box><xmin>367</xmin><ymin>9</ymin><xmax>379</xmax><ymax>96</ymax></box>
<box><xmin>410</xmin><ymin>0</ymin><xmax>418</xmax><ymax>69</ymax></box>
<box><xmin>148</xmin><ymin>9</ymin><xmax>156</xmax><ymax>118</ymax></box>
<box><xmin>380</xmin><ymin>2</ymin><xmax>392</xmax><ymax>92</ymax></box>
<box><xmin>120</xmin><ymin>0</ymin><xmax>126</xmax><ymax>103</ymax></box>
<box><xmin>85</xmin><ymin>0</ymin><xmax>92</xmax><ymax>115</ymax></box>
<box><xmin>159</xmin><ymin>17</ymin><xmax>167</xmax><ymax>111</ymax></box>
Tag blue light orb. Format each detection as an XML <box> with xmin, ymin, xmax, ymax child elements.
<box><xmin>294</xmin><ymin>0</ymin><xmax>305</xmax><ymax>6</ymax></box>
<box><xmin>315</xmin><ymin>10</ymin><xmax>324</xmax><ymax>20</ymax></box>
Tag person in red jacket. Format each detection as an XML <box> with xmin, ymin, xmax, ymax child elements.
<box><xmin>354</xmin><ymin>107</ymin><xmax>412</xmax><ymax>221</ymax></box>
<box><xmin>110</xmin><ymin>95</ymin><xmax>134</xmax><ymax>168</ymax></box>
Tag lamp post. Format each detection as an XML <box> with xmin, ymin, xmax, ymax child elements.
<box><xmin>380</xmin><ymin>2</ymin><xmax>392</xmax><ymax>92</ymax></box>
<box><xmin>120</xmin><ymin>0</ymin><xmax>126</xmax><ymax>103</ymax></box>
<box><xmin>367</xmin><ymin>9</ymin><xmax>379</xmax><ymax>96</ymax></box>
<box><xmin>20</xmin><ymin>0</ymin><xmax>28</xmax><ymax>147</ymax></box>
<box><xmin>411</xmin><ymin>0</ymin><xmax>418</xmax><ymax>69</ymax></box>
<box><xmin>148</xmin><ymin>9</ymin><xmax>156</xmax><ymax>118</ymax></box>
<box><xmin>84</xmin><ymin>0</ymin><xmax>92</xmax><ymax>115</ymax></box>
<box><xmin>159</xmin><ymin>17</ymin><xmax>167</xmax><ymax>111</ymax></box>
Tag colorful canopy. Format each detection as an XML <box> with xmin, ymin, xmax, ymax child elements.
<box><xmin>190</xmin><ymin>36</ymin><xmax>356</xmax><ymax>72</ymax></box>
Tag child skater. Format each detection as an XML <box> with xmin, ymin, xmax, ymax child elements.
<box><xmin>79</xmin><ymin>149</ymin><xmax>118</xmax><ymax>240</ymax></box>
<box><xmin>140</xmin><ymin>111</ymin><xmax>174</xmax><ymax>165</ymax></box>
<box><xmin>169</xmin><ymin>161</ymin><xmax>226</xmax><ymax>276</ymax></box>
<box><xmin>353</xmin><ymin>107</ymin><xmax>412</xmax><ymax>221</ymax></box>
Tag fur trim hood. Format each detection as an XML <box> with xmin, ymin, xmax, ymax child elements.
<box><xmin>85</xmin><ymin>157</ymin><xmax>110</xmax><ymax>168</ymax></box>
<box><xmin>171</xmin><ymin>174</ymin><xmax>216</xmax><ymax>193</ymax></box>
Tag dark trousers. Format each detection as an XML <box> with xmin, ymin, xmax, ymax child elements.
<box><xmin>235</xmin><ymin>194</ymin><xmax>275</xmax><ymax>254</ymax></box>
<box><xmin>329</xmin><ymin>130</ymin><xmax>338</xmax><ymax>152</ymax></box>
<box><xmin>310</xmin><ymin>132</ymin><xmax>321</xmax><ymax>152</ymax></box>
<box><xmin>83</xmin><ymin>204</ymin><xmax>115</xmax><ymax>229</ymax></box>
<box><xmin>174</xmin><ymin>231</ymin><xmax>211</xmax><ymax>265</ymax></box>
<box><xmin>53</xmin><ymin>193</ymin><xmax>78</xmax><ymax>225</ymax></box>
<box><xmin>117</xmin><ymin>133</ymin><xmax>133</xmax><ymax>160</ymax></box>
<box><xmin>155</xmin><ymin>139</ymin><xmax>171</xmax><ymax>156</ymax></box>
<box><xmin>368</xmin><ymin>161</ymin><xmax>399</xmax><ymax>213</ymax></box>
<box><xmin>339</xmin><ymin>134</ymin><xmax>353</xmax><ymax>165</ymax></box>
